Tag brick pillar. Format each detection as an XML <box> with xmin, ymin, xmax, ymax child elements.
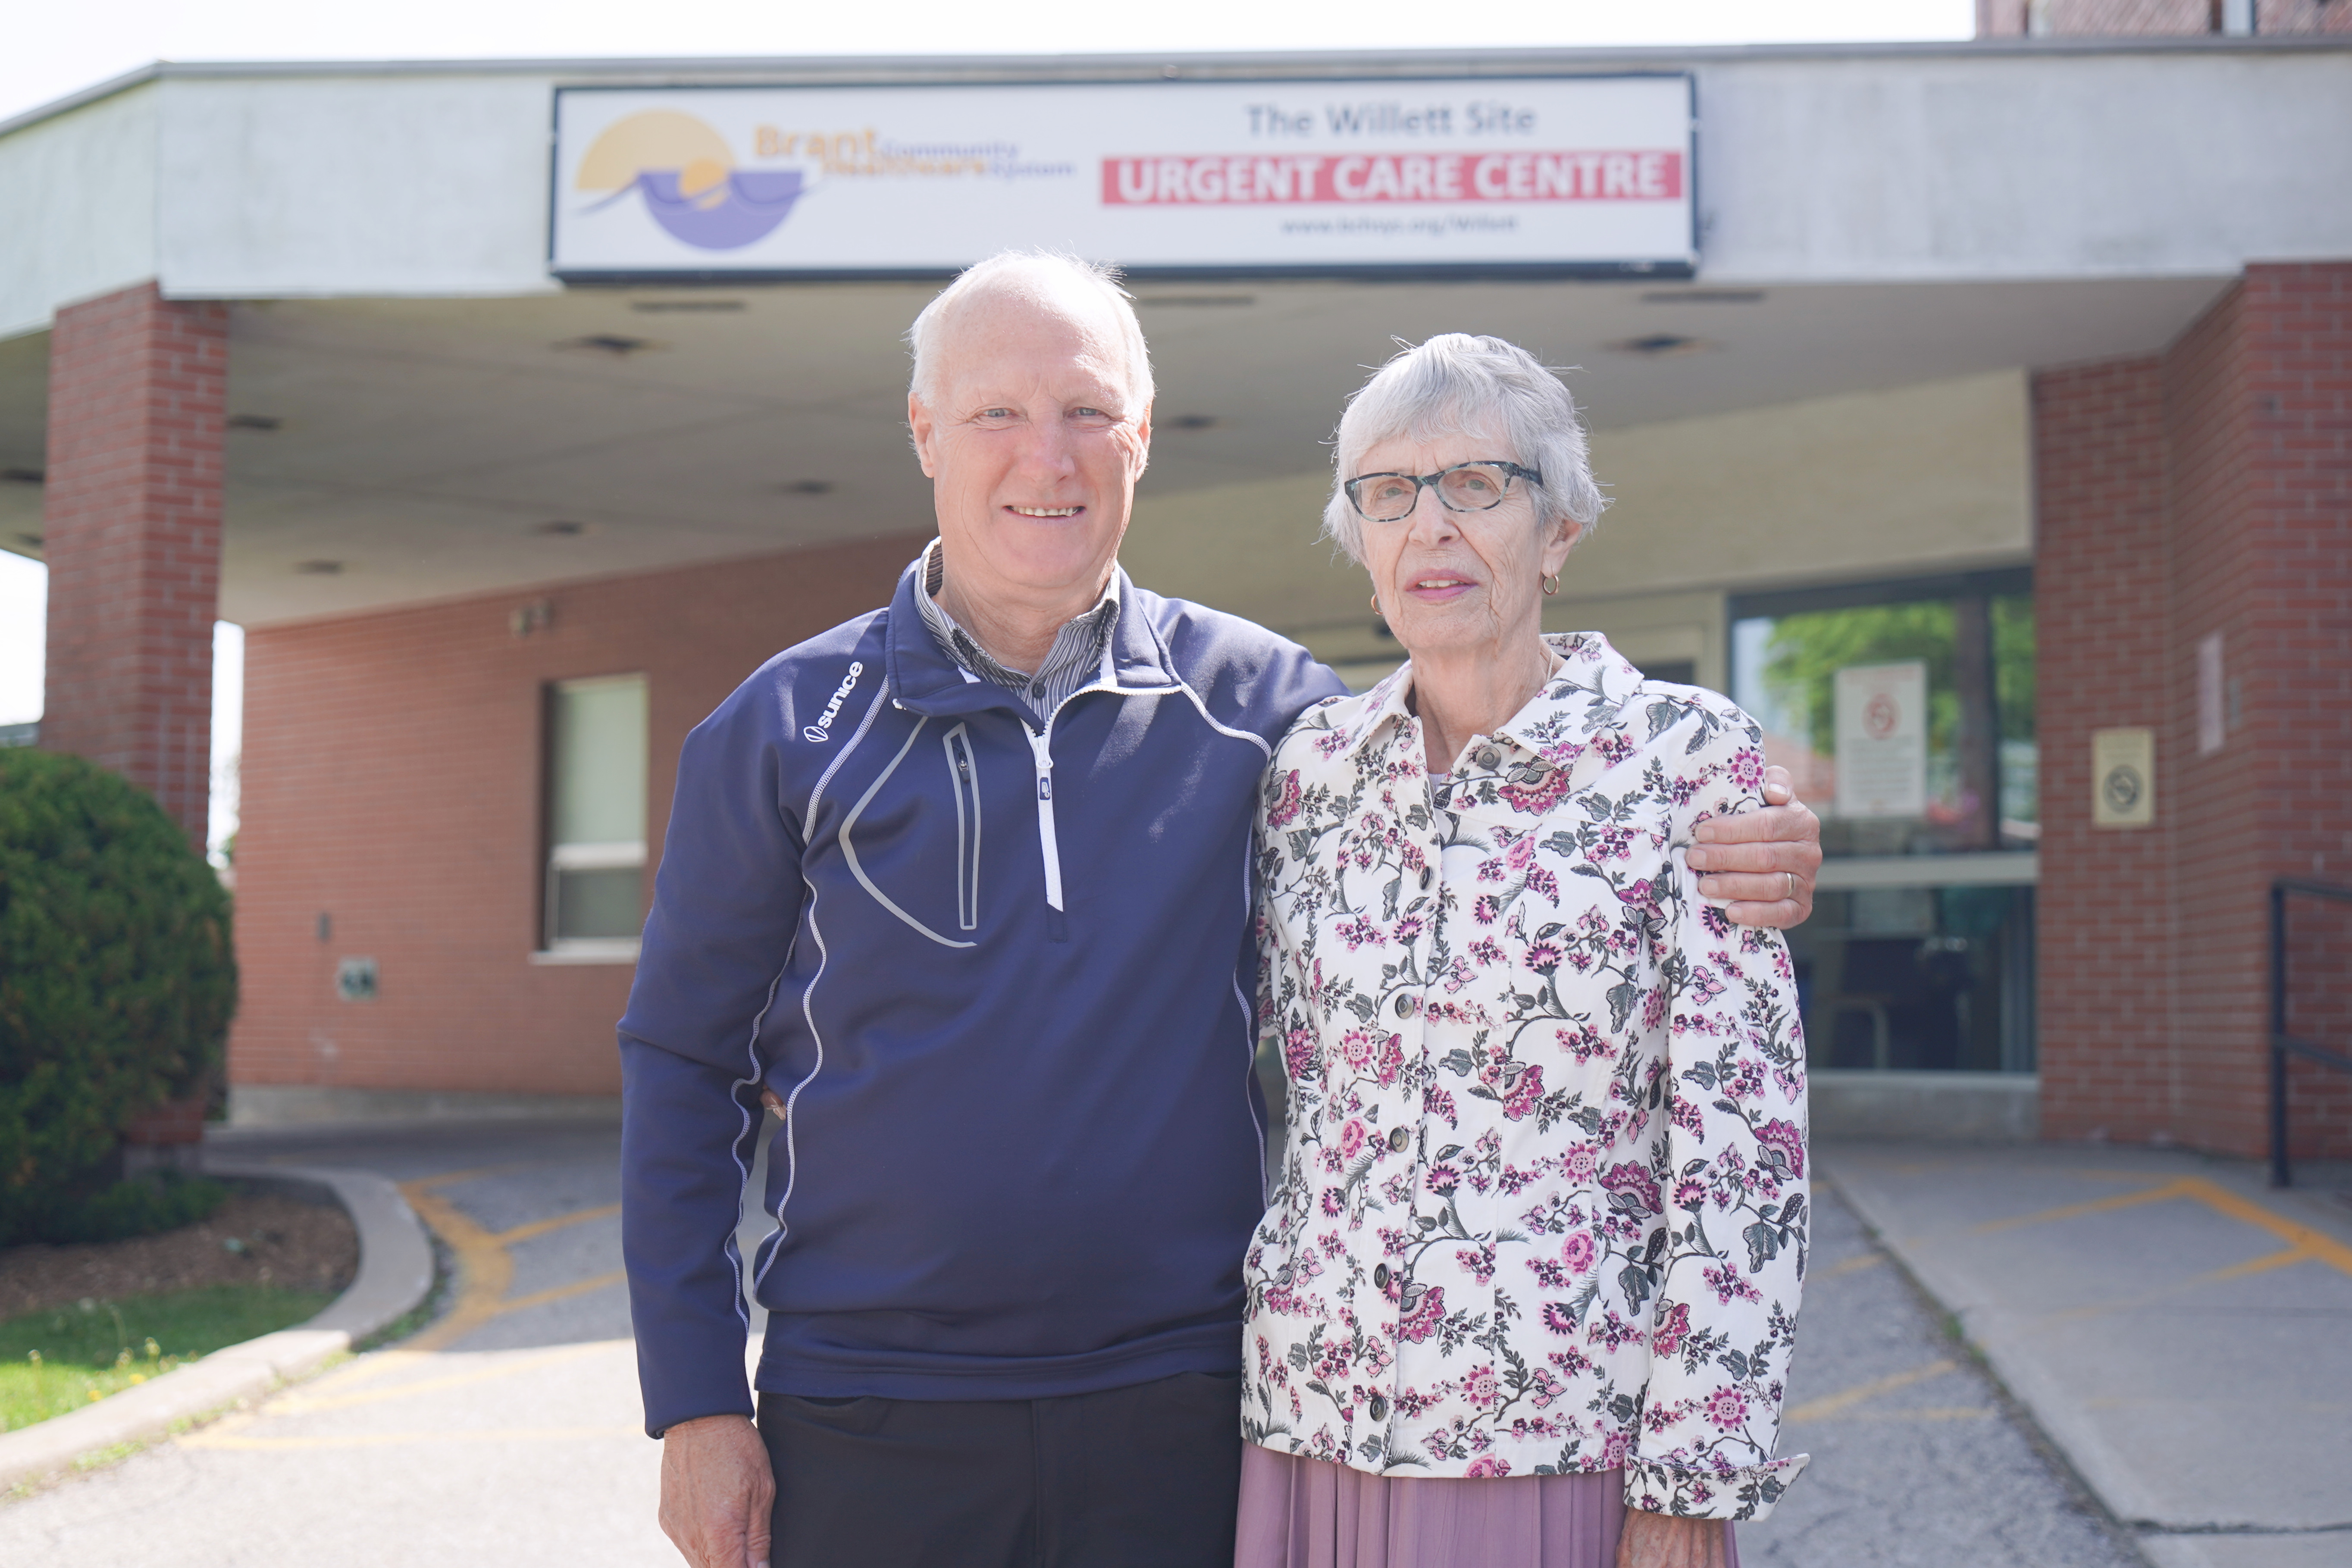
<box><xmin>2165</xmin><ymin>263</ymin><xmax>2352</xmax><ymax>1158</ymax></box>
<box><xmin>2033</xmin><ymin>357</ymin><xmax>2178</xmax><ymax>1143</ymax></box>
<box><xmin>39</xmin><ymin>283</ymin><xmax>228</xmax><ymax>842</ymax></box>
<box><xmin>2035</xmin><ymin>263</ymin><xmax>2352</xmax><ymax>1158</ymax></box>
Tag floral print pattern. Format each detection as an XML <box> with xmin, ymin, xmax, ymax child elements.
<box><xmin>1243</xmin><ymin>633</ymin><xmax>1810</xmax><ymax>1521</ymax></box>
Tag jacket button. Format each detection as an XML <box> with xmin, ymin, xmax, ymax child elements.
<box><xmin>1387</xmin><ymin>1126</ymin><xmax>1411</xmax><ymax>1153</ymax></box>
<box><xmin>1373</xmin><ymin>1262</ymin><xmax>1391</xmax><ymax>1289</ymax></box>
<box><xmin>1476</xmin><ymin>746</ymin><xmax>1500</xmax><ymax>768</ymax></box>
<box><xmin>1419</xmin><ymin>867</ymin><xmax>1432</xmax><ymax>889</ymax></box>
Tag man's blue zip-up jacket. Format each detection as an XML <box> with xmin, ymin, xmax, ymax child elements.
<box><xmin>618</xmin><ymin>556</ymin><xmax>1347</xmax><ymax>1436</ymax></box>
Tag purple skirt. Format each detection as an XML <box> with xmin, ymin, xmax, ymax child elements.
<box><xmin>1234</xmin><ymin>1445</ymin><xmax>1741</xmax><ymax>1568</ymax></box>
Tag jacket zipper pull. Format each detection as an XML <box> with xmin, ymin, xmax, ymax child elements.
<box><xmin>1027</xmin><ymin>727</ymin><xmax>1068</xmax><ymax>941</ymax></box>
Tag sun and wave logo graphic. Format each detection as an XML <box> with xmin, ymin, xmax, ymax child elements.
<box><xmin>574</xmin><ymin>111</ymin><xmax>810</xmax><ymax>251</ymax></box>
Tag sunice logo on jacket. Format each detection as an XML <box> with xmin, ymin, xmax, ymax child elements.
<box><xmin>803</xmin><ymin>662</ymin><xmax>864</xmax><ymax>743</ymax></box>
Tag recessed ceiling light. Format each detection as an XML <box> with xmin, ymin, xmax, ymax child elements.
<box><xmin>533</xmin><ymin>520</ymin><xmax>591</xmax><ymax>536</ymax></box>
<box><xmin>630</xmin><ymin>300</ymin><xmax>747</xmax><ymax>313</ymax></box>
<box><xmin>781</xmin><ymin>480</ymin><xmax>835</xmax><ymax>495</ymax></box>
<box><xmin>1606</xmin><ymin>334</ymin><xmax>1718</xmax><ymax>357</ymax></box>
<box><xmin>1638</xmin><ymin>290</ymin><xmax>1765</xmax><ymax>305</ymax></box>
<box><xmin>1</xmin><ymin>466</ymin><xmax>43</xmax><ymax>484</ymax></box>
<box><xmin>294</xmin><ymin>560</ymin><xmax>345</xmax><ymax>575</ymax></box>
<box><xmin>556</xmin><ymin>334</ymin><xmax>659</xmax><ymax>356</ymax></box>
<box><xmin>1167</xmin><ymin>415</ymin><xmax>1218</xmax><ymax>431</ymax></box>
<box><xmin>227</xmin><ymin>413</ymin><xmax>283</xmax><ymax>431</ymax></box>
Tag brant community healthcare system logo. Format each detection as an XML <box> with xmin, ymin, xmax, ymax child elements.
<box><xmin>575</xmin><ymin>107</ymin><xmax>1685</xmax><ymax>254</ymax></box>
<box><xmin>575</xmin><ymin>111</ymin><xmax>810</xmax><ymax>250</ymax></box>
<box><xmin>576</xmin><ymin>110</ymin><xmax>1057</xmax><ymax>252</ymax></box>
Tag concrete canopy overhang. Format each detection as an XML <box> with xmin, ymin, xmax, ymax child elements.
<box><xmin>2</xmin><ymin>41</ymin><xmax>2347</xmax><ymax>646</ymax></box>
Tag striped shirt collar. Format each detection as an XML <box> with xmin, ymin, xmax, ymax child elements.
<box><xmin>915</xmin><ymin>537</ymin><xmax>1122</xmax><ymax>719</ymax></box>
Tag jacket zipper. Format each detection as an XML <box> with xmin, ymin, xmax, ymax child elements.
<box><xmin>1025</xmin><ymin>724</ymin><xmax>1065</xmax><ymax>940</ymax></box>
<box><xmin>944</xmin><ymin>724</ymin><xmax>982</xmax><ymax>931</ymax></box>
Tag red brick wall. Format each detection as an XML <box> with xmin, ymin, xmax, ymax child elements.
<box><xmin>2188</xmin><ymin>265</ymin><xmax>2352</xmax><ymax>1158</ymax></box>
<box><xmin>231</xmin><ymin>533</ymin><xmax>924</xmax><ymax>1099</ymax></box>
<box><xmin>39</xmin><ymin>283</ymin><xmax>226</xmax><ymax>841</ymax></box>
<box><xmin>2036</xmin><ymin>263</ymin><xmax>2352</xmax><ymax>1157</ymax></box>
<box><xmin>2034</xmin><ymin>357</ymin><xmax>2179</xmax><ymax>1141</ymax></box>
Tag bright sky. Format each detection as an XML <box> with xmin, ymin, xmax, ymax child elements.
<box><xmin>1</xmin><ymin>1</ymin><xmax>1972</xmax><ymax>127</ymax></box>
<box><xmin>0</xmin><ymin>555</ymin><xmax>241</xmax><ymax>855</ymax></box>
<box><xmin>0</xmin><ymin>0</ymin><xmax>1972</xmax><ymax>844</ymax></box>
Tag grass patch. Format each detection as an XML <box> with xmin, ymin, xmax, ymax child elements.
<box><xmin>0</xmin><ymin>1285</ymin><xmax>332</xmax><ymax>1433</ymax></box>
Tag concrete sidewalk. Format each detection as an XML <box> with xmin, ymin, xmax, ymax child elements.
<box><xmin>1826</xmin><ymin>1142</ymin><xmax>2352</xmax><ymax>1568</ymax></box>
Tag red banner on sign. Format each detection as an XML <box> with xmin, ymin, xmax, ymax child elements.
<box><xmin>1100</xmin><ymin>150</ymin><xmax>1682</xmax><ymax>207</ymax></box>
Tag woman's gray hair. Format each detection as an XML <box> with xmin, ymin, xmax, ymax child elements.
<box><xmin>907</xmin><ymin>249</ymin><xmax>1154</xmax><ymax>411</ymax></box>
<box><xmin>1322</xmin><ymin>334</ymin><xmax>1607</xmax><ymax>565</ymax></box>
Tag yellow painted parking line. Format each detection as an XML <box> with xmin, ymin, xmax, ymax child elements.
<box><xmin>407</xmin><ymin>1160</ymin><xmax>552</xmax><ymax>1191</ymax></box>
<box><xmin>492</xmin><ymin>1271</ymin><xmax>628</xmax><ymax>1317</ymax></box>
<box><xmin>396</xmin><ymin>1166</ymin><xmax>637</xmax><ymax>1352</ymax></box>
<box><xmin>184</xmin><ymin>1424</ymin><xmax>640</xmax><ymax>1452</ymax></box>
<box><xmin>399</xmin><ymin>1180</ymin><xmax>517</xmax><ymax>1353</ymax></box>
<box><xmin>1816</xmin><ymin>1252</ymin><xmax>1887</xmax><ymax>1280</ymax></box>
<box><xmin>2041</xmin><ymin>1246</ymin><xmax>2323</xmax><ymax>1324</ymax></box>
<box><xmin>256</xmin><ymin>1343</ymin><xmax>614</xmax><ymax>1418</ymax></box>
<box><xmin>1968</xmin><ymin>1180</ymin><xmax>2189</xmax><ymax>1236</ymax></box>
<box><xmin>495</xmin><ymin>1203</ymin><xmax>622</xmax><ymax>1246</ymax></box>
<box><xmin>272</xmin><ymin>1346</ymin><xmax>442</xmax><ymax>1407</ymax></box>
<box><xmin>1783</xmin><ymin>1358</ymin><xmax>1960</xmax><ymax>1424</ymax></box>
<box><xmin>1831</xmin><ymin>1406</ymin><xmax>1993</xmax><ymax>1423</ymax></box>
<box><xmin>1959</xmin><ymin>1175</ymin><xmax>2352</xmax><ymax>1281</ymax></box>
<box><xmin>2202</xmin><ymin>1246</ymin><xmax>2318</xmax><ymax>1284</ymax></box>
<box><xmin>2173</xmin><ymin>1177</ymin><xmax>2352</xmax><ymax>1280</ymax></box>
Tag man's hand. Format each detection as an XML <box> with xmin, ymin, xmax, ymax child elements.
<box><xmin>1617</xmin><ymin>1509</ymin><xmax>1731</xmax><ymax>1568</ymax></box>
<box><xmin>1689</xmin><ymin>764</ymin><xmax>1820</xmax><ymax>930</ymax></box>
<box><xmin>660</xmin><ymin>1414</ymin><xmax>774</xmax><ymax>1568</ymax></box>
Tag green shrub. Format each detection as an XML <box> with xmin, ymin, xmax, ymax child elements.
<box><xmin>69</xmin><ymin>1168</ymin><xmax>232</xmax><ymax>1243</ymax></box>
<box><xmin>0</xmin><ymin>749</ymin><xmax>237</xmax><ymax>1244</ymax></box>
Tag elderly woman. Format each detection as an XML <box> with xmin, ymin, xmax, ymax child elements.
<box><xmin>1237</xmin><ymin>336</ymin><xmax>1808</xmax><ymax>1568</ymax></box>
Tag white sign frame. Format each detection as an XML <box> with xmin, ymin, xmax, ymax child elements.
<box><xmin>1833</xmin><ymin>661</ymin><xmax>1931</xmax><ymax>821</ymax></box>
<box><xmin>548</xmin><ymin>77</ymin><xmax>1697</xmax><ymax>281</ymax></box>
<box><xmin>2091</xmin><ymin>727</ymin><xmax>2156</xmax><ymax>829</ymax></box>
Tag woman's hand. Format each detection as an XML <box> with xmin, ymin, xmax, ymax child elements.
<box><xmin>1688</xmin><ymin>764</ymin><xmax>1820</xmax><ymax>929</ymax></box>
<box><xmin>1616</xmin><ymin>1509</ymin><xmax>1731</xmax><ymax>1568</ymax></box>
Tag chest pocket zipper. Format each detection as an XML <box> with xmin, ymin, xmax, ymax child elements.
<box><xmin>943</xmin><ymin>723</ymin><xmax>982</xmax><ymax>931</ymax></box>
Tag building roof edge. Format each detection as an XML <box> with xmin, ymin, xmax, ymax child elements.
<box><xmin>6</xmin><ymin>34</ymin><xmax>2352</xmax><ymax>139</ymax></box>
<box><xmin>0</xmin><ymin>62</ymin><xmax>161</xmax><ymax>140</ymax></box>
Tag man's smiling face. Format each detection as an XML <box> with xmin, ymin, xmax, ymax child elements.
<box><xmin>908</xmin><ymin>283</ymin><xmax>1152</xmax><ymax>606</ymax></box>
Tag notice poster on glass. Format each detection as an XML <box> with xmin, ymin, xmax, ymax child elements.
<box><xmin>1833</xmin><ymin>661</ymin><xmax>1928</xmax><ymax>819</ymax></box>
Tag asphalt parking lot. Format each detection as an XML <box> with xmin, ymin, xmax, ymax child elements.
<box><xmin>0</xmin><ymin>1120</ymin><xmax>2159</xmax><ymax>1567</ymax></box>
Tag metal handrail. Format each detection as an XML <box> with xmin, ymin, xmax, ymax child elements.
<box><xmin>2269</xmin><ymin>877</ymin><xmax>2352</xmax><ymax>1189</ymax></box>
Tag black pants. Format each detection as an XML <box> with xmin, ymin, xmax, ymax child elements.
<box><xmin>758</xmin><ymin>1371</ymin><xmax>1242</xmax><ymax>1568</ymax></box>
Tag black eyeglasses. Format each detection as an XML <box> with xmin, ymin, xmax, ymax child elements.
<box><xmin>1343</xmin><ymin>461</ymin><xmax>1543</xmax><ymax>523</ymax></box>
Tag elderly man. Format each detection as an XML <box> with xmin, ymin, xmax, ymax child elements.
<box><xmin>620</xmin><ymin>251</ymin><xmax>1821</xmax><ymax>1568</ymax></box>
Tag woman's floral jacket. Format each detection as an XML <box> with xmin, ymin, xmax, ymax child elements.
<box><xmin>1243</xmin><ymin>633</ymin><xmax>1810</xmax><ymax>1521</ymax></box>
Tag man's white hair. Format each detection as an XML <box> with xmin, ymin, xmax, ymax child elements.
<box><xmin>1322</xmin><ymin>334</ymin><xmax>1608</xmax><ymax>566</ymax></box>
<box><xmin>906</xmin><ymin>250</ymin><xmax>1155</xmax><ymax>411</ymax></box>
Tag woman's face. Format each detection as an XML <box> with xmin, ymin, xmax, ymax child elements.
<box><xmin>1353</xmin><ymin>422</ymin><xmax>1578</xmax><ymax>662</ymax></box>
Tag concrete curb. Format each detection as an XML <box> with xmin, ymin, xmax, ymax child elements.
<box><xmin>1821</xmin><ymin>1160</ymin><xmax>2172</xmax><ymax>1531</ymax></box>
<box><xmin>0</xmin><ymin>1162</ymin><xmax>436</xmax><ymax>1493</ymax></box>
